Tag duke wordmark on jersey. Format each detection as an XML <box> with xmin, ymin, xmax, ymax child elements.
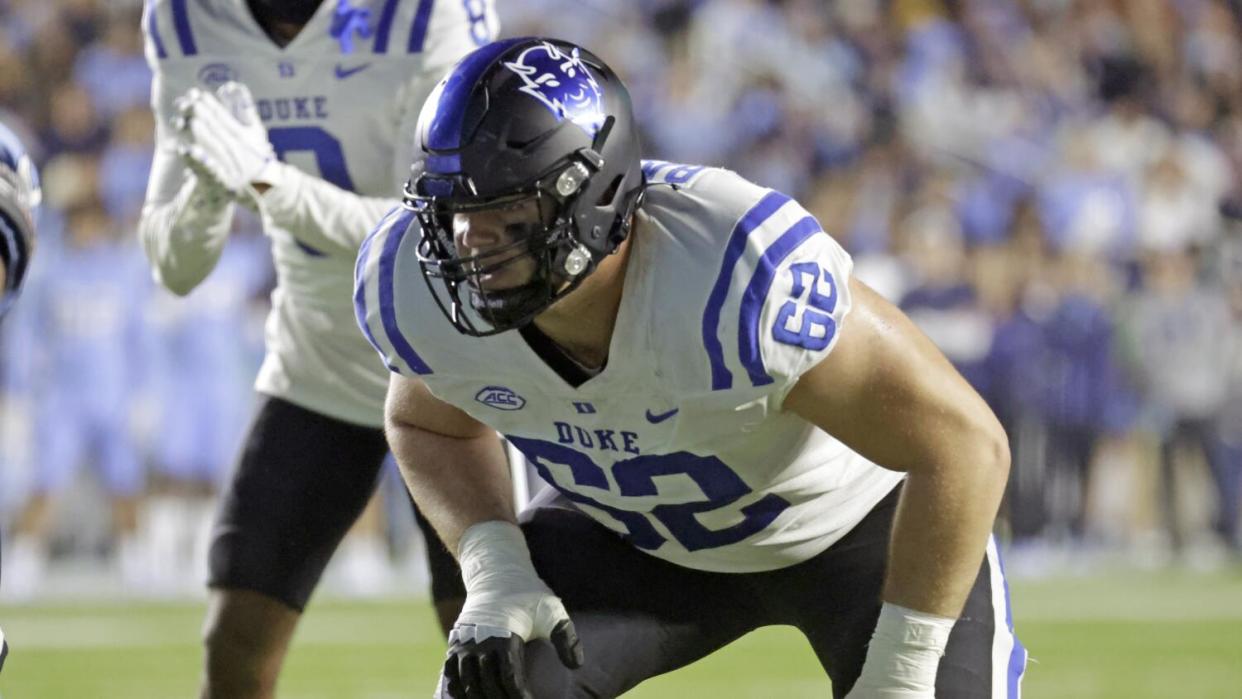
<box><xmin>255</xmin><ymin>95</ymin><xmax>330</xmax><ymax>121</ymax></box>
<box><xmin>552</xmin><ymin>421</ymin><xmax>641</xmax><ymax>455</ymax></box>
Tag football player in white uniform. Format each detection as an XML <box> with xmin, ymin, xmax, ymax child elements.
<box><xmin>0</xmin><ymin>119</ymin><xmax>41</xmax><ymax>673</ymax></box>
<box><xmin>138</xmin><ymin>1</ymin><xmax>496</xmax><ymax>697</ymax></box>
<box><xmin>356</xmin><ymin>39</ymin><xmax>1027</xmax><ymax>698</ymax></box>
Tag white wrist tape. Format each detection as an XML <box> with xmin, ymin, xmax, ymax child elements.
<box><xmin>458</xmin><ymin>520</ymin><xmax>534</xmax><ymax>589</ymax></box>
<box><xmin>850</xmin><ymin>602</ymin><xmax>956</xmax><ymax>698</ymax></box>
<box><xmin>454</xmin><ymin>521</ymin><xmax>569</xmax><ymax>645</ymax></box>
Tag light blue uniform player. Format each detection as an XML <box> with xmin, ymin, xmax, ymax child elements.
<box><xmin>149</xmin><ymin>234</ymin><xmax>270</xmax><ymax>487</ymax></box>
<box><xmin>357</xmin><ymin>38</ymin><xmax>1025</xmax><ymax>698</ymax></box>
<box><xmin>0</xmin><ymin>122</ymin><xmax>38</xmax><ymax>318</ymax></box>
<box><xmin>0</xmin><ymin>119</ymin><xmax>40</xmax><ymax>672</ymax></box>
<box><xmin>12</xmin><ymin>218</ymin><xmax>152</xmax><ymax>545</ymax></box>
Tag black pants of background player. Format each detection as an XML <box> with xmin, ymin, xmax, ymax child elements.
<box><xmin>208</xmin><ymin>395</ymin><xmax>464</xmax><ymax>616</ymax></box>
<box><xmin>437</xmin><ymin>484</ymin><xmax>1027</xmax><ymax>699</ymax></box>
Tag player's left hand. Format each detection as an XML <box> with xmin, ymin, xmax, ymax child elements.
<box><xmin>173</xmin><ymin>81</ymin><xmax>275</xmax><ymax>200</ymax></box>
<box><xmin>444</xmin><ymin>618</ymin><xmax>581</xmax><ymax>699</ymax></box>
<box><xmin>443</xmin><ymin>521</ymin><xmax>584</xmax><ymax>699</ymax></box>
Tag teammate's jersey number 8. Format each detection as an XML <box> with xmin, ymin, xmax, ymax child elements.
<box><xmin>268</xmin><ymin>125</ymin><xmax>356</xmax><ymax>192</ymax></box>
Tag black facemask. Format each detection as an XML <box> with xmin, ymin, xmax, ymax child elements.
<box><xmin>248</xmin><ymin>0</ymin><xmax>323</xmax><ymax>26</ymax></box>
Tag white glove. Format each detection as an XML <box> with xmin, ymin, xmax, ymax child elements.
<box><xmin>165</xmin><ymin>121</ymin><xmax>235</xmax><ymax>234</ymax></box>
<box><xmin>444</xmin><ymin>520</ymin><xmax>582</xmax><ymax>698</ymax></box>
<box><xmin>845</xmin><ymin>603</ymin><xmax>955</xmax><ymax>698</ymax></box>
<box><xmin>174</xmin><ymin>81</ymin><xmax>276</xmax><ymax>202</ymax></box>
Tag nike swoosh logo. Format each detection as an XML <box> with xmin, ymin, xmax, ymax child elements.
<box><xmin>645</xmin><ymin>408</ymin><xmax>679</xmax><ymax>424</ymax></box>
<box><xmin>294</xmin><ymin>239</ymin><xmax>327</xmax><ymax>257</ymax></box>
<box><xmin>334</xmin><ymin>63</ymin><xmax>371</xmax><ymax>79</ymax></box>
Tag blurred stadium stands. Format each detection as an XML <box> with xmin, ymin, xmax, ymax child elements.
<box><xmin>0</xmin><ymin>0</ymin><xmax>1239</xmax><ymax>602</ymax></box>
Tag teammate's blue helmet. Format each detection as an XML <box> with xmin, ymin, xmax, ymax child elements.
<box><xmin>406</xmin><ymin>37</ymin><xmax>645</xmax><ymax>336</ymax></box>
<box><xmin>0</xmin><ymin>121</ymin><xmax>40</xmax><ymax>318</ymax></box>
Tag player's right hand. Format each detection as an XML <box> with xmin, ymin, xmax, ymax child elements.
<box><xmin>172</xmin><ymin>82</ymin><xmax>275</xmax><ymax>200</ymax></box>
<box><xmin>443</xmin><ymin>521</ymin><xmax>583</xmax><ymax>699</ymax></box>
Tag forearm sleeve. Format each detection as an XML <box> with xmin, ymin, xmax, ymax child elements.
<box><xmin>140</xmin><ymin>52</ymin><xmax>239</xmax><ymax>296</ymax></box>
<box><xmin>138</xmin><ymin>143</ymin><xmax>235</xmax><ymax>296</ymax></box>
<box><xmin>254</xmin><ymin>162</ymin><xmax>398</xmax><ymax>255</ymax></box>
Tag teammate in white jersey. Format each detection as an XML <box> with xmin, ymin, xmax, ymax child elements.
<box><xmin>0</xmin><ymin>119</ymin><xmax>41</xmax><ymax>673</ymax></box>
<box><xmin>138</xmin><ymin>1</ymin><xmax>496</xmax><ymax>696</ymax></box>
<box><xmin>357</xmin><ymin>38</ymin><xmax>1027</xmax><ymax>698</ymax></box>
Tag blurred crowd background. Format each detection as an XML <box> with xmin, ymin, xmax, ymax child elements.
<box><xmin>0</xmin><ymin>0</ymin><xmax>1239</xmax><ymax>602</ymax></box>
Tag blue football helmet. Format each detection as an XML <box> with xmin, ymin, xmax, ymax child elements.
<box><xmin>406</xmin><ymin>37</ymin><xmax>645</xmax><ymax>336</ymax></box>
<box><xmin>0</xmin><ymin>121</ymin><xmax>40</xmax><ymax>318</ymax></box>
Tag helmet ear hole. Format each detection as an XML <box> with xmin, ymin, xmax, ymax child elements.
<box><xmin>595</xmin><ymin>175</ymin><xmax>623</xmax><ymax>207</ymax></box>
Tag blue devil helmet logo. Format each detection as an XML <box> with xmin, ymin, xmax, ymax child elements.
<box><xmin>503</xmin><ymin>41</ymin><xmax>605</xmax><ymax>138</ymax></box>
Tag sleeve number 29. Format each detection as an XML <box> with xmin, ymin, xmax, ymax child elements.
<box><xmin>771</xmin><ymin>261</ymin><xmax>838</xmax><ymax>351</ymax></box>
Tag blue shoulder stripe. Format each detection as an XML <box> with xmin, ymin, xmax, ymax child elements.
<box><xmin>377</xmin><ymin>209</ymin><xmax>433</xmax><ymax>375</ymax></box>
<box><xmin>372</xmin><ymin>0</ymin><xmax>400</xmax><ymax>53</ymax></box>
<box><xmin>700</xmin><ymin>190</ymin><xmax>789</xmax><ymax>391</ymax></box>
<box><xmin>407</xmin><ymin>0</ymin><xmax>435</xmax><ymax>53</ymax></box>
<box><xmin>143</xmin><ymin>1</ymin><xmax>168</xmax><ymax>59</ymax></box>
<box><xmin>355</xmin><ymin>211</ymin><xmax>394</xmax><ymax>370</ymax></box>
<box><xmin>169</xmin><ymin>0</ymin><xmax>197</xmax><ymax>56</ymax></box>
<box><xmin>736</xmin><ymin>216</ymin><xmax>823</xmax><ymax>387</ymax></box>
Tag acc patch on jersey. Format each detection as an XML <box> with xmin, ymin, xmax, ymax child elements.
<box><xmin>197</xmin><ymin>62</ymin><xmax>239</xmax><ymax>89</ymax></box>
<box><xmin>475</xmin><ymin>385</ymin><xmax>526</xmax><ymax>411</ymax></box>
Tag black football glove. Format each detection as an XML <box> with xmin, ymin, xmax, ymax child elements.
<box><xmin>443</xmin><ymin>618</ymin><xmax>582</xmax><ymax>699</ymax></box>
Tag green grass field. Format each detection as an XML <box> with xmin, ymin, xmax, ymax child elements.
<box><xmin>2</xmin><ymin>570</ymin><xmax>1240</xmax><ymax>698</ymax></box>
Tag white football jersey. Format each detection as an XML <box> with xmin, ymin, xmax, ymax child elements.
<box><xmin>356</xmin><ymin>163</ymin><xmax>903</xmax><ymax>572</ymax></box>
<box><xmin>141</xmin><ymin>0</ymin><xmax>497</xmax><ymax>426</ymax></box>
